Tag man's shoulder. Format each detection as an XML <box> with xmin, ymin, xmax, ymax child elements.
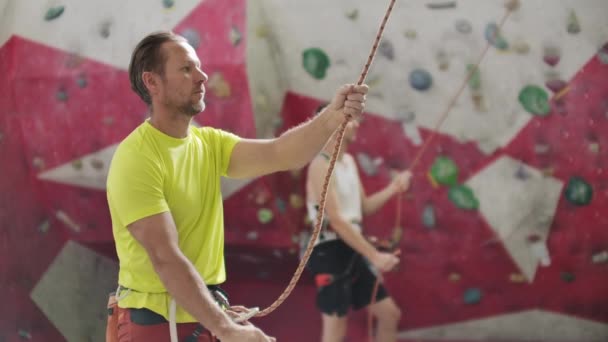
<box><xmin>112</xmin><ymin>123</ymin><xmax>155</xmax><ymax>163</ymax></box>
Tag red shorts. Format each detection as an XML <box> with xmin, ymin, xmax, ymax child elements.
<box><xmin>106</xmin><ymin>293</ymin><xmax>218</xmax><ymax>342</ymax></box>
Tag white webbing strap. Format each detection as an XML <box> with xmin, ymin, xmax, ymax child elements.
<box><xmin>169</xmin><ymin>298</ymin><xmax>178</xmax><ymax>342</ymax></box>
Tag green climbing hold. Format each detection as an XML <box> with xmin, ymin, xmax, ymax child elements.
<box><xmin>560</xmin><ymin>271</ymin><xmax>575</xmax><ymax>283</ymax></box>
<box><xmin>463</xmin><ymin>288</ymin><xmax>482</xmax><ymax>304</ymax></box>
<box><xmin>162</xmin><ymin>0</ymin><xmax>175</xmax><ymax>9</ymax></box>
<box><xmin>44</xmin><ymin>6</ymin><xmax>65</xmax><ymax>21</ymax></box>
<box><xmin>518</xmin><ymin>85</ymin><xmax>550</xmax><ymax>116</ymax></box>
<box><xmin>448</xmin><ymin>184</ymin><xmax>479</xmax><ymax>210</ymax></box>
<box><xmin>430</xmin><ymin>156</ymin><xmax>459</xmax><ymax>186</ymax></box>
<box><xmin>564</xmin><ymin>176</ymin><xmax>593</xmax><ymax>206</ymax></box>
<box><xmin>258</xmin><ymin>208</ymin><xmax>274</xmax><ymax>224</ymax></box>
<box><xmin>302</xmin><ymin>48</ymin><xmax>330</xmax><ymax>80</ymax></box>
<box><xmin>467</xmin><ymin>64</ymin><xmax>481</xmax><ymax>91</ymax></box>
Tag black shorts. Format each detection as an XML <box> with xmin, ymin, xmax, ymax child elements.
<box><xmin>306</xmin><ymin>239</ymin><xmax>389</xmax><ymax>317</ymax></box>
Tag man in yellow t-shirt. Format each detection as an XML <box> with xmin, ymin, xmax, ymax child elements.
<box><xmin>106</xmin><ymin>31</ymin><xmax>369</xmax><ymax>342</ymax></box>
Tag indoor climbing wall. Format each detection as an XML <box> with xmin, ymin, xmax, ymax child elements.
<box><xmin>242</xmin><ymin>0</ymin><xmax>608</xmax><ymax>340</ymax></box>
<box><xmin>1</xmin><ymin>0</ymin><xmax>608</xmax><ymax>341</ymax></box>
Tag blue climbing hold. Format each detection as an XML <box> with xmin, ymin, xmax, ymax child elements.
<box><xmin>409</xmin><ymin>69</ymin><xmax>433</xmax><ymax>91</ymax></box>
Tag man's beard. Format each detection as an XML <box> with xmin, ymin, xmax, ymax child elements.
<box><xmin>178</xmin><ymin>100</ymin><xmax>205</xmax><ymax>116</ymax></box>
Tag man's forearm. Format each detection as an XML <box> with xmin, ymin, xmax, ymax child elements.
<box><xmin>273</xmin><ymin>110</ymin><xmax>342</xmax><ymax>170</ymax></box>
<box><xmin>153</xmin><ymin>255</ymin><xmax>236</xmax><ymax>339</ymax></box>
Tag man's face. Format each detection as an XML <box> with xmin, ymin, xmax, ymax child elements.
<box><xmin>157</xmin><ymin>40</ymin><xmax>208</xmax><ymax>116</ymax></box>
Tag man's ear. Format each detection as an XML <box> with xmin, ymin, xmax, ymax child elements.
<box><xmin>142</xmin><ymin>71</ymin><xmax>159</xmax><ymax>97</ymax></box>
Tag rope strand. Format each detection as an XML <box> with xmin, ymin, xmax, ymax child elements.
<box><xmin>365</xmin><ymin>7</ymin><xmax>514</xmax><ymax>342</ymax></box>
<box><xmin>254</xmin><ymin>0</ymin><xmax>398</xmax><ymax>317</ymax></box>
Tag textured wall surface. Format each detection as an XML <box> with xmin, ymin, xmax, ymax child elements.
<box><xmin>1</xmin><ymin>0</ymin><xmax>607</xmax><ymax>341</ymax></box>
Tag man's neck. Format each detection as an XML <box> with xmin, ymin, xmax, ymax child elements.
<box><xmin>148</xmin><ymin>106</ymin><xmax>192</xmax><ymax>139</ymax></box>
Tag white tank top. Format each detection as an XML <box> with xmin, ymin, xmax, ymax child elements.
<box><xmin>307</xmin><ymin>153</ymin><xmax>363</xmax><ymax>245</ymax></box>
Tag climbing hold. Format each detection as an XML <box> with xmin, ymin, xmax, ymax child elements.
<box><xmin>564</xmin><ymin>176</ymin><xmax>593</xmax><ymax>206</ymax></box>
<box><xmin>512</xmin><ymin>39</ymin><xmax>530</xmax><ymax>55</ymax></box>
<box><xmin>463</xmin><ymin>288</ymin><xmax>482</xmax><ymax>304</ymax></box>
<box><xmin>71</xmin><ymin>159</ymin><xmax>83</xmax><ymax>170</ymax></box>
<box><xmin>257</xmin><ymin>209</ymin><xmax>273</xmax><ymax>224</ymax></box>
<box><xmin>504</xmin><ymin>0</ymin><xmax>520</xmax><ymax>11</ymax></box>
<box><xmin>467</xmin><ymin>64</ymin><xmax>481</xmax><ymax>91</ymax></box>
<box><xmin>484</xmin><ymin>22</ymin><xmax>508</xmax><ymax>50</ymax></box>
<box><xmin>289</xmin><ymin>194</ymin><xmax>304</xmax><ymax>209</ymax></box>
<box><xmin>560</xmin><ymin>272</ymin><xmax>575</xmax><ymax>283</ymax></box>
<box><xmin>18</xmin><ymin>329</ymin><xmax>32</xmax><ymax>339</ymax></box>
<box><xmin>409</xmin><ymin>69</ymin><xmax>433</xmax><ymax>91</ymax></box>
<box><xmin>230</xmin><ymin>26</ymin><xmax>242</xmax><ymax>46</ymax></box>
<box><xmin>509</xmin><ymin>273</ymin><xmax>527</xmax><ymax>283</ymax></box>
<box><xmin>302</xmin><ymin>48</ymin><xmax>330</xmax><ymax>80</ymax></box>
<box><xmin>162</xmin><ymin>0</ymin><xmax>175</xmax><ymax>9</ymax></box>
<box><xmin>275</xmin><ymin>198</ymin><xmax>287</xmax><ymax>213</ymax></box>
<box><xmin>207</xmin><ymin>73</ymin><xmax>231</xmax><ymax>98</ymax></box>
<box><xmin>246</xmin><ymin>231</ymin><xmax>258</xmax><ymax>241</ymax></box>
<box><xmin>90</xmin><ymin>158</ymin><xmax>104</xmax><ymax>170</ymax></box>
<box><xmin>543</xmin><ymin>45</ymin><xmax>561</xmax><ymax>67</ymax></box>
<box><xmin>422</xmin><ymin>203</ymin><xmax>436</xmax><ymax>228</ymax></box>
<box><xmin>56</xmin><ymin>88</ymin><xmax>68</xmax><ymax>102</ymax></box>
<box><xmin>455</xmin><ymin>19</ymin><xmax>472</xmax><ymax>34</ymax></box>
<box><xmin>404</xmin><ymin>29</ymin><xmax>417</xmax><ymax>39</ymax></box>
<box><xmin>448</xmin><ymin>184</ymin><xmax>479</xmax><ymax>210</ymax></box>
<box><xmin>566</xmin><ymin>9</ymin><xmax>580</xmax><ymax>34</ymax></box>
<box><xmin>180</xmin><ymin>28</ymin><xmax>201</xmax><ymax>49</ymax></box>
<box><xmin>357</xmin><ymin>153</ymin><xmax>382</xmax><ymax>176</ymax></box>
<box><xmin>430</xmin><ymin>156</ymin><xmax>459</xmax><ymax>186</ymax></box>
<box><xmin>38</xmin><ymin>219</ymin><xmax>51</xmax><ymax>233</ymax></box>
<box><xmin>379</xmin><ymin>40</ymin><xmax>395</xmax><ymax>60</ymax></box>
<box><xmin>345</xmin><ymin>9</ymin><xmax>359</xmax><ymax>20</ymax></box>
<box><xmin>437</xmin><ymin>50</ymin><xmax>449</xmax><ymax>71</ymax></box>
<box><xmin>32</xmin><ymin>157</ymin><xmax>45</xmax><ymax>170</ymax></box>
<box><xmin>588</xmin><ymin>142</ymin><xmax>600</xmax><ymax>154</ymax></box>
<box><xmin>528</xmin><ymin>234</ymin><xmax>551</xmax><ymax>266</ymax></box>
<box><xmin>255</xmin><ymin>25</ymin><xmax>269</xmax><ymax>38</ymax></box>
<box><xmin>515</xmin><ymin>164</ymin><xmax>530</xmax><ymax>180</ymax></box>
<box><xmin>76</xmin><ymin>73</ymin><xmax>87</xmax><ymax>88</ymax></box>
<box><xmin>44</xmin><ymin>6</ymin><xmax>65</xmax><ymax>21</ymax></box>
<box><xmin>426</xmin><ymin>1</ymin><xmax>457</xmax><ymax>9</ymax></box>
<box><xmin>541</xmin><ymin>167</ymin><xmax>555</xmax><ymax>177</ymax></box>
<box><xmin>99</xmin><ymin>21</ymin><xmax>112</xmax><ymax>39</ymax></box>
<box><xmin>65</xmin><ymin>53</ymin><xmax>85</xmax><ymax>69</ymax></box>
<box><xmin>254</xmin><ymin>187</ymin><xmax>271</xmax><ymax>205</ymax></box>
<box><xmin>597</xmin><ymin>43</ymin><xmax>608</xmax><ymax>64</ymax></box>
<box><xmin>545</xmin><ymin>79</ymin><xmax>567</xmax><ymax>94</ymax></box>
<box><xmin>592</xmin><ymin>251</ymin><xmax>608</xmax><ymax>264</ymax></box>
<box><xmin>449</xmin><ymin>273</ymin><xmax>461</xmax><ymax>282</ymax></box>
<box><xmin>518</xmin><ymin>85</ymin><xmax>550</xmax><ymax>116</ymax></box>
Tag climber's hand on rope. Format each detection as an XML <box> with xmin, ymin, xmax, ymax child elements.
<box><xmin>323</xmin><ymin>84</ymin><xmax>369</xmax><ymax>131</ymax></box>
<box><xmin>389</xmin><ymin>170</ymin><xmax>412</xmax><ymax>194</ymax></box>
<box><xmin>370</xmin><ymin>250</ymin><xmax>400</xmax><ymax>273</ymax></box>
<box><xmin>226</xmin><ymin>305</ymin><xmax>256</xmax><ymax>324</ymax></box>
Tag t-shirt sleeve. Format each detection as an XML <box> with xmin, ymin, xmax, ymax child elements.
<box><xmin>210</xmin><ymin>128</ymin><xmax>241</xmax><ymax>177</ymax></box>
<box><xmin>107</xmin><ymin>146</ymin><xmax>169</xmax><ymax>227</ymax></box>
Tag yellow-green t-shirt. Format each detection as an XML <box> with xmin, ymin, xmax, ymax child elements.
<box><xmin>106</xmin><ymin>120</ymin><xmax>240</xmax><ymax>322</ymax></box>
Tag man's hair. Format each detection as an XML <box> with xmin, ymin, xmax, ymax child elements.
<box><xmin>128</xmin><ymin>31</ymin><xmax>186</xmax><ymax>105</ymax></box>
